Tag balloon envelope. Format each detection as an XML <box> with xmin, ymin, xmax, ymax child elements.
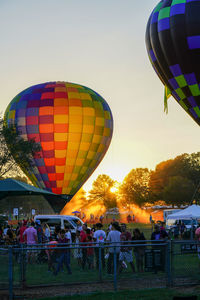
<box><xmin>4</xmin><ymin>82</ymin><xmax>113</xmax><ymax>199</ymax></box>
<box><xmin>146</xmin><ymin>0</ymin><xmax>200</xmax><ymax>126</ymax></box>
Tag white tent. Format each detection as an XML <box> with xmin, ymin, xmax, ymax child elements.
<box><xmin>167</xmin><ymin>204</ymin><xmax>200</xmax><ymax>220</ymax></box>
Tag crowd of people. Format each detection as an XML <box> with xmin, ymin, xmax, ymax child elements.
<box><xmin>0</xmin><ymin>220</ymin><xmax>172</xmax><ymax>276</ymax></box>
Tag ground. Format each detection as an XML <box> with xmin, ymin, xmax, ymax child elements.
<box><xmin>1</xmin><ymin>282</ymin><xmax>200</xmax><ymax>299</ymax></box>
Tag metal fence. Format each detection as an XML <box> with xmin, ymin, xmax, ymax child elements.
<box><xmin>1</xmin><ymin>240</ymin><xmax>200</xmax><ymax>299</ymax></box>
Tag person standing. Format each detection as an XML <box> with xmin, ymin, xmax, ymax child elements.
<box><xmin>99</xmin><ymin>215</ymin><xmax>104</xmax><ymax>224</ymax></box>
<box><xmin>80</xmin><ymin>224</ymin><xmax>87</xmax><ymax>270</ymax></box>
<box><xmin>56</xmin><ymin>229</ymin><xmax>72</xmax><ymax>275</ymax></box>
<box><xmin>65</xmin><ymin>225</ymin><xmax>72</xmax><ymax>265</ymax></box>
<box><xmin>65</xmin><ymin>225</ymin><xmax>72</xmax><ymax>244</ymax></box>
<box><xmin>35</xmin><ymin>220</ymin><xmax>43</xmax><ymax>244</ymax></box>
<box><xmin>23</xmin><ymin>222</ymin><xmax>38</xmax><ymax>263</ymax></box>
<box><xmin>119</xmin><ymin>224</ymin><xmax>135</xmax><ymax>273</ymax></box>
<box><xmin>74</xmin><ymin>230</ymin><xmax>82</xmax><ymax>266</ymax></box>
<box><xmin>19</xmin><ymin>221</ymin><xmax>27</xmax><ymax>244</ymax></box>
<box><xmin>106</xmin><ymin>222</ymin><xmax>121</xmax><ymax>274</ymax></box>
<box><xmin>43</xmin><ymin>223</ymin><xmax>51</xmax><ymax>242</ymax></box>
<box><xmin>151</xmin><ymin>224</ymin><xmax>167</xmax><ymax>273</ymax></box>
<box><xmin>195</xmin><ymin>225</ymin><xmax>200</xmax><ymax>271</ymax></box>
<box><xmin>132</xmin><ymin>228</ymin><xmax>146</xmax><ymax>272</ymax></box>
<box><xmin>87</xmin><ymin>235</ymin><xmax>94</xmax><ymax>269</ymax></box>
<box><xmin>151</xmin><ymin>224</ymin><xmax>168</xmax><ymax>241</ymax></box>
<box><xmin>127</xmin><ymin>215</ymin><xmax>132</xmax><ymax>223</ymax></box>
<box><xmin>180</xmin><ymin>221</ymin><xmax>186</xmax><ymax>239</ymax></box>
<box><xmin>149</xmin><ymin>214</ymin><xmax>153</xmax><ymax>224</ymax></box>
<box><xmin>3</xmin><ymin>225</ymin><xmax>10</xmax><ymax>237</ymax></box>
<box><xmin>93</xmin><ymin>223</ymin><xmax>106</xmax><ymax>270</ymax></box>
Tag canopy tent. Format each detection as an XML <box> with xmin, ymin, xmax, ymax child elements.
<box><xmin>167</xmin><ymin>205</ymin><xmax>200</xmax><ymax>220</ymax></box>
<box><xmin>0</xmin><ymin>179</ymin><xmax>71</xmax><ymax>213</ymax></box>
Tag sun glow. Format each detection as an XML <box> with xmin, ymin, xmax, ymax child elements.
<box><xmin>110</xmin><ymin>186</ymin><xmax>118</xmax><ymax>193</ymax></box>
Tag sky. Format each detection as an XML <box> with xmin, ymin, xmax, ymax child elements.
<box><xmin>1</xmin><ymin>0</ymin><xmax>200</xmax><ymax>192</ymax></box>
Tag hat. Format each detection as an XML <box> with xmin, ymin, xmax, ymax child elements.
<box><xmin>36</xmin><ymin>220</ymin><xmax>41</xmax><ymax>225</ymax></box>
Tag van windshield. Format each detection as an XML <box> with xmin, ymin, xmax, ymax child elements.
<box><xmin>166</xmin><ymin>219</ymin><xmax>198</xmax><ymax>226</ymax></box>
<box><xmin>69</xmin><ymin>218</ymin><xmax>83</xmax><ymax>227</ymax></box>
<box><xmin>182</xmin><ymin>219</ymin><xmax>197</xmax><ymax>225</ymax></box>
<box><xmin>166</xmin><ymin>219</ymin><xmax>176</xmax><ymax>227</ymax></box>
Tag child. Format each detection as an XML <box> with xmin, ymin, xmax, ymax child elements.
<box><xmin>46</xmin><ymin>237</ymin><xmax>58</xmax><ymax>274</ymax></box>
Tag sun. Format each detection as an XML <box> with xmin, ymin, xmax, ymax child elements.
<box><xmin>110</xmin><ymin>186</ymin><xmax>118</xmax><ymax>193</ymax></box>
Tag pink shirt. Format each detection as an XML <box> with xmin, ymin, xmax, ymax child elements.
<box><xmin>195</xmin><ymin>227</ymin><xmax>200</xmax><ymax>241</ymax></box>
<box><xmin>23</xmin><ymin>227</ymin><xmax>37</xmax><ymax>245</ymax></box>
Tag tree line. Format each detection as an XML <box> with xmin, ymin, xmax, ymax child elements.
<box><xmin>1</xmin><ymin>115</ymin><xmax>200</xmax><ymax>209</ymax></box>
<box><xmin>88</xmin><ymin>152</ymin><xmax>200</xmax><ymax>209</ymax></box>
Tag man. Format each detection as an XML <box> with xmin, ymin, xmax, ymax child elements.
<box><xmin>35</xmin><ymin>220</ymin><xmax>43</xmax><ymax>244</ymax></box>
<box><xmin>106</xmin><ymin>222</ymin><xmax>121</xmax><ymax>274</ymax></box>
<box><xmin>99</xmin><ymin>215</ymin><xmax>104</xmax><ymax>224</ymax></box>
<box><xmin>127</xmin><ymin>215</ymin><xmax>132</xmax><ymax>223</ymax></box>
<box><xmin>19</xmin><ymin>221</ymin><xmax>27</xmax><ymax>244</ymax></box>
<box><xmin>149</xmin><ymin>214</ymin><xmax>153</xmax><ymax>224</ymax></box>
<box><xmin>56</xmin><ymin>229</ymin><xmax>72</xmax><ymax>275</ymax></box>
<box><xmin>151</xmin><ymin>224</ymin><xmax>168</xmax><ymax>273</ymax></box>
<box><xmin>93</xmin><ymin>223</ymin><xmax>106</xmax><ymax>270</ymax></box>
<box><xmin>23</xmin><ymin>222</ymin><xmax>38</xmax><ymax>263</ymax></box>
<box><xmin>119</xmin><ymin>224</ymin><xmax>135</xmax><ymax>272</ymax></box>
<box><xmin>65</xmin><ymin>225</ymin><xmax>72</xmax><ymax>244</ymax></box>
<box><xmin>151</xmin><ymin>224</ymin><xmax>168</xmax><ymax>241</ymax></box>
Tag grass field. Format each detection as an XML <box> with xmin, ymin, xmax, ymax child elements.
<box><xmin>0</xmin><ymin>239</ymin><xmax>199</xmax><ymax>288</ymax></box>
<box><xmin>0</xmin><ymin>223</ymin><xmax>199</xmax><ymax>294</ymax></box>
<box><xmin>36</xmin><ymin>288</ymin><xmax>200</xmax><ymax>300</ymax></box>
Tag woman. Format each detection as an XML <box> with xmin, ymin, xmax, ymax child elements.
<box><xmin>132</xmin><ymin>228</ymin><xmax>146</xmax><ymax>273</ymax></box>
<box><xmin>4</xmin><ymin>229</ymin><xmax>15</xmax><ymax>245</ymax></box>
<box><xmin>43</xmin><ymin>223</ymin><xmax>51</xmax><ymax>242</ymax></box>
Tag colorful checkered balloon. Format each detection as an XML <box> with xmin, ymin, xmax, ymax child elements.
<box><xmin>4</xmin><ymin>82</ymin><xmax>113</xmax><ymax>198</ymax></box>
<box><xmin>146</xmin><ymin>0</ymin><xmax>200</xmax><ymax>125</ymax></box>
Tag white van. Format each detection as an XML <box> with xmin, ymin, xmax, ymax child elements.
<box><xmin>166</xmin><ymin>218</ymin><xmax>198</xmax><ymax>230</ymax></box>
<box><xmin>34</xmin><ymin>215</ymin><xmax>84</xmax><ymax>239</ymax></box>
<box><xmin>163</xmin><ymin>209</ymin><xmax>181</xmax><ymax>222</ymax></box>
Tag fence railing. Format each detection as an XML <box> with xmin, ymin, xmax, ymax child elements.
<box><xmin>1</xmin><ymin>240</ymin><xmax>200</xmax><ymax>299</ymax></box>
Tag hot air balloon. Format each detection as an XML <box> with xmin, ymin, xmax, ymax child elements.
<box><xmin>146</xmin><ymin>0</ymin><xmax>200</xmax><ymax>125</ymax></box>
<box><xmin>4</xmin><ymin>82</ymin><xmax>113</xmax><ymax>211</ymax></box>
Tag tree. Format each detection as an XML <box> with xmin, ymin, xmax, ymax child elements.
<box><xmin>87</xmin><ymin>174</ymin><xmax>117</xmax><ymax>209</ymax></box>
<box><xmin>149</xmin><ymin>152</ymin><xmax>200</xmax><ymax>204</ymax></box>
<box><xmin>0</xmin><ymin>116</ymin><xmax>41</xmax><ymax>178</ymax></box>
<box><xmin>119</xmin><ymin>168</ymin><xmax>151</xmax><ymax>207</ymax></box>
<box><xmin>163</xmin><ymin>176</ymin><xmax>195</xmax><ymax>207</ymax></box>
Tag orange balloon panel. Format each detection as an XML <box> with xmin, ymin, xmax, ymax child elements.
<box><xmin>4</xmin><ymin>82</ymin><xmax>113</xmax><ymax>196</ymax></box>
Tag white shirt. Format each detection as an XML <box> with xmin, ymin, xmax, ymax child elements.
<box><xmin>45</xmin><ymin>228</ymin><xmax>50</xmax><ymax>239</ymax></box>
<box><xmin>93</xmin><ymin>229</ymin><xmax>106</xmax><ymax>246</ymax></box>
<box><xmin>77</xmin><ymin>225</ymin><xmax>82</xmax><ymax>232</ymax></box>
<box><xmin>106</xmin><ymin>230</ymin><xmax>121</xmax><ymax>253</ymax></box>
<box><xmin>65</xmin><ymin>231</ymin><xmax>72</xmax><ymax>244</ymax></box>
<box><xmin>3</xmin><ymin>228</ymin><xmax>8</xmax><ymax>236</ymax></box>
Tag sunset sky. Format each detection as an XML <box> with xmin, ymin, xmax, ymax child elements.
<box><xmin>1</xmin><ymin>0</ymin><xmax>200</xmax><ymax>192</ymax></box>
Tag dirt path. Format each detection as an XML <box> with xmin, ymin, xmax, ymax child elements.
<box><xmin>0</xmin><ymin>277</ymin><xmax>200</xmax><ymax>299</ymax></box>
